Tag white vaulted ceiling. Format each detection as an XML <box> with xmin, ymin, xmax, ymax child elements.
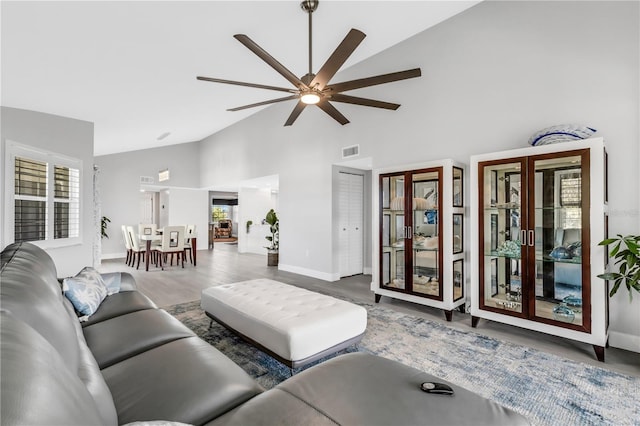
<box><xmin>1</xmin><ymin>1</ymin><xmax>480</xmax><ymax>156</ymax></box>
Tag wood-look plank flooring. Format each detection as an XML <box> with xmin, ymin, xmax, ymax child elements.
<box><xmin>99</xmin><ymin>243</ymin><xmax>639</xmax><ymax>377</ymax></box>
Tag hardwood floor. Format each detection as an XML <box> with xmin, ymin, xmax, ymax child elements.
<box><xmin>100</xmin><ymin>243</ymin><xmax>639</xmax><ymax>377</ymax></box>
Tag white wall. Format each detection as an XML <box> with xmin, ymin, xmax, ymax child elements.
<box><xmin>1</xmin><ymin>107</ymin><xmax>95</xmax><ymax>276</ymax></box>
<box><xmin>95</xmin><ymin>141</ymin><xmax>201</xmax><ymax>258</ymax></box>
<box><xmin>167</xmin><ymin>188</ymin><xmax>209</xmax><ymax>250</ymax></box>
<box><xmin>238</xmin><ymin>187</ymin><xmax>276</xmax><ymax>255</ymax></box>
<box><xmin>197</xmin><ymin>1</ymin><xmax>639</xmax><ymax>349</ymax></box>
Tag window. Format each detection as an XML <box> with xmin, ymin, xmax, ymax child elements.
<box><xmin>5</xmin><ymin>141</ymin><xmax>82</xmax><ymax>247</ymax></box>
<box><xmin>212</xmin><ymin>206</ymin><xmax>230</xmax><ymax>222</ymax></box>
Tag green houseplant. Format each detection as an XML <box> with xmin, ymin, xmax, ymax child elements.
<box><xmin>598</xmin><ymin>234</ymin><xmax>640</xmax><ymax>301</ymax></box>
<box><xmin>264</xmin><ymin>209</ymin><xmax>279</xmax><ymax>266</ymax></box>
<box><xmin>101</xmin><ymin>216</ymin><xmax>111</xmax><ymax>239</ymax></box>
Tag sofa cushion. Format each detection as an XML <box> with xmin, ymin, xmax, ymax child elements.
<box><xmin>0</xmin><ymin>310</ymin><xmax>105</xmax><ymax>426</ymax></box>
<box><xmin>212</xmin><ymin>353</ymin><xmax>529</xmax><ymax>426</ymax></box>
<box><xmin>102</xmin><ymin>337</ymin><xmax>263</xmax><ymax>425</ymax></box>
<box><xmin>63</xmin><ymin>267</ymin><xmax>109</xmax><ymax>317</ymax></box>
<box><xmin>83</xmin><ymin>308</ymin><xmax>195</xmax><ymax>369</ymax></box>
<box><xmin>81</xmin><ymin>289</ymin><xmax>157</xmax><ymax>327</ymax></box>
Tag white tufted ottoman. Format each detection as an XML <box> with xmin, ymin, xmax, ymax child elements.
<box><xmin>201</xmin><ymin>279</ymin><xmax>367</xmax><ymax>369</ymax></box>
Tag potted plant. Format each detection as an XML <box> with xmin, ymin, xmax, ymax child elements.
<box><xmin>598</xmin><ymin>234</ymin><xmax>640</xmax><ymax>301</ymax></box>
<box><xmin>101</xmin><ymin>216</ymin><xmax>111</xmax><ymax>239</ymax></box>
<box><xmin>264</xmin><ymin>209</ymin><xmax>279</xmax><ymax>266</ymax></box>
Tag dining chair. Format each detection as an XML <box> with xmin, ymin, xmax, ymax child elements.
<box><xmin>121</xmin><ymin>225</ymin><xmax>132</xmax><ymax>266</ymax></box>
<box><xmin>126</xmin><ymin>226</ymin><xmax>147</xmax><ymax>270</ymax></box>
<box><xmin>138</xmin><ymin>223</ymin><xmax>157</xmax><ymax>237</ymax></box>
<box><xmin>155</xmin><ymin>226</ymin><xmax>186</xmax><ymax>270</ymax></box>
<box><xmin>183</xmin><ymin>224</ymin><xmax>196</xmax><ymax>264</ymax></box>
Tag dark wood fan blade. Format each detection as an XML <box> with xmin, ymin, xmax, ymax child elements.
<box><xmin>197</xmin><ymin>76</ymin><xmax>297</xmax><ymax>94</ymax></box>
<box><xmin>284</xmin><ymin>101</ymin><xmax>307</xmax><ymax>126</ymax></box>
<box><xmin>228</xmin><ymin>95</ymin><xmax>300</xmax><ymax>112</ymax></box>
<box><xmin>310</xmin><ymin>29</ymin><xmax>366</xmax><ymax>90</ymax></box>
<box><xmin>330</xmin><ymin>94</ymin><xmax>400</xmax><ymax>110</ymax></box>
<box><xmin>317</xmin><ymin>101</ymin><xmax>350</xmax><ymax>125</ymax></box>
<box><xmin>324</xmin><ymin>68</ymin><xmax>422</xmax><ymax>93</ymax></box>
<box><xmin>234</xmin><ymin>34</ymin><xmax>307</xmax><ymax>89</ymax></box>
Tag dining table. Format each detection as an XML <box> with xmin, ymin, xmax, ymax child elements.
<box><xmin>138</xmin><ymin>233</ymin><xmax>197</xmax><ymax>271</ymax></box>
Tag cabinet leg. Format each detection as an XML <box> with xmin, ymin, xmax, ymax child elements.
<box><xmin>374</xmin><ymin>294</ymin><xmax>382</xmax><ymax>303</ymax></box>
<box><xmin>471</xmin><ymin>316</ymin><xmax>480</xmax><ymax>328</ymax></box>
<box><xmin>444</xmin><ymin>310</ymin><xmax>453</xmax><ymax>322</ymax></box>
<box><xmin>593</xmin><ymin>345</ymin><xmax>605</xmax><ymax>362</ymax></box>
<box><xmin>458</xmin><ymin>304</ymin><xmax>466</xmax><ymax>314</ymax></box>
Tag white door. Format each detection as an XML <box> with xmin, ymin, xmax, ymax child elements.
<box><xmin>338</xmin><ymin>172</ymin><xmax>364</xmax><ymax>277</ymax></box>
<box><xmin>140</xmin><ymin>192</ymin><xmax>154</xmax><ymax>224</ymax></box>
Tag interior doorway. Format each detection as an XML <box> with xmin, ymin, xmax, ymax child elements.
<box><xmin>338</xmin><ymin>171</ymin><xmax>364</xmax><ymax>277</ymax></box>
<box><xmin>140</xmin><ymin>191</ymin><xmax>159</xmax><ymax>225</ymax></box>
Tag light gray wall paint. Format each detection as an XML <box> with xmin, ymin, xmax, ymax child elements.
<box><xmin>95</xmin><ymin>142</ymin><xmax>200</xmax><ymax>257</ymax></box>
<box><xmin>197</xmin><ymin>1</ymin><xmax>639</xmax><ymax>349</ymax></box>
<box><xmin>1</xmin><ymin>106</ymin><xmax>95</xmax><ymax>276</ymax></box>
<box><xmin>167</xmin><ymin>187</ymin><xmax>209</xmax><ymax>251</ymax></box>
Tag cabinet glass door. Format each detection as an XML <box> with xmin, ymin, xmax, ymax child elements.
<box><xmin>380</xmin><ymin>168</ymin><xmax>442</xmax><ymax>299</ymax></box>
<box><xmin>531</xmin><ymin>154</ymin><xmax>586</xmax><ymax>327</ymax></box>
<box><xmin>480</xmin><ymin>160</ymin><xmax>527</xmax><ymax>315</ymax></box>
<box><xmin>381</xmin><ymin>174</ymin><xmax>406</xmax><ymax>290</ymax></box>
<box><xmin>412</xmin><ymin>170</ymin><xmax>441</xmax><ymax>298</ymax></box>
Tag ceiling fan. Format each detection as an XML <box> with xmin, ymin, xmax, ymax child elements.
<box><xmin>197</xmin><ymin>0</ymin><xmax>422</xmax><ymax>126</ymax></box>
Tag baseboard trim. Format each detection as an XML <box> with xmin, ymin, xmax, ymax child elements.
<box><xmin>608</xmin><ymin>330</ymin><xmax>640</xmax><ymax>353</ymax></box>
<box><xmin>101</xmin><ymin>252</ymin><xmax>125</xmax><ymax>260</ymax></box>
<box><xmin>278</xmin><ymin>263</ymin><xmax>338</xmax><ymax>282</ymax></box>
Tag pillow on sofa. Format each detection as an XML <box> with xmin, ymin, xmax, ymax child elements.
<box><xmin>102</xmin><ymin>272</ymin><xmax>122</xmax><ymax>295</ymax></box>
<box><xmin>528</xmin><ymin>124</ymin><xmax>596</xmax><ymax>146</ymax></box>
<box><xmin>62</xmin><ymin>267</ymin><xmax>108</xmax><ymax>318</ymax></box>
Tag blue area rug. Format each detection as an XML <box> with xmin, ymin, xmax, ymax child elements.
<box><xmin>166</xmin><ymin>299</ymin><xmax>639</xmax><ymax>426</ymax></box>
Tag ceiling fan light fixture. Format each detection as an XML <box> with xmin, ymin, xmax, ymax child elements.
<box><xmin>300</xmin><ymin>92</ymin><xmax>321</xmax><ymax>105</ymax></box>
<box><xmin>197</xmin><ymin>0</ymin><xmax>422</xmax><ymax>126</ymax></box>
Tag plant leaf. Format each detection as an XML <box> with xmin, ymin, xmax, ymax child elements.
<box><xmin>609</xmin><ymin>279</ymin><xmax>622</xmax><ymax>297</ymax></box>
<box><xmin>597</xmin><ymin>272</ymin><xmax>620</xmax><ymax>281</ymax></box>
<box><xmin>610</xmin><ymin>241</ymin><xmax>621</xmax><ymax>257</ymax></box>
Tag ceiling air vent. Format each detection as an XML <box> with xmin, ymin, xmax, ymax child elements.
<box><xmin>342</xmin><ymin>144</ymin><xmax>360</xmax><ymax>159</ymax></box>
<box><xmin>140</xmin><ymin>176</ymin><xmax>154</xmax><ymax>185</ymax></box>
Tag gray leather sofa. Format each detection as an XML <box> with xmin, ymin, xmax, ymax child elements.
<box><xmin>1</xmin><ymin>242</ymin><xmax>529</xmax><ymax>425</ymax></box>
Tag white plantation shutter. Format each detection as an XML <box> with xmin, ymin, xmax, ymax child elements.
<box><xmin>6</xmin><ymin>141</ymin><xmax>82</xmax><ymax>247</ymax></box>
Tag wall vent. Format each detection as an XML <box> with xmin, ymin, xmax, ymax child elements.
<box><xmin>342</xmin><ymin>144</ymin><xmax>360</xmax><ymax>159</ymax></box>
<box><xmin>140</xmin><ymin>176</ymin><xmax>154</xmax><ymax>185</ymax></box>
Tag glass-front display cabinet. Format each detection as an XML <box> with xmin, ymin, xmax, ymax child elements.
<box><xmin>372</xmin><ymin>160</ymin><xmax>466</xmax><ymax>321</ymax></box>
<box><xmin>470</xmin><ymin>138</ymin><xmax>609</xmax><ymax>361</ymax></box>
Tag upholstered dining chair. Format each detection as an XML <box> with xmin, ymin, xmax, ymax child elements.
<box><xmin>126</xmin><ymin>226</ymin><xmax>147</xmax><ymax>270</ymax></box>
<box><xmin>121</xmin><ymin>225</ymin><xmax>132</xmax><ymax>266</ymax></box>
<box><xmin>183</xmin><ymin>224</ymin><xmax>196</xmax><ymax>265</ymax></box>
<box><xmin>154</xmin><ymin>226</ymin><xmax>186</xmax><ymax>270</ymax></box>
<box><xmin>138</xmin><ymin>223</ymin><xmax>157</xmax><ymax>237</ymax></box>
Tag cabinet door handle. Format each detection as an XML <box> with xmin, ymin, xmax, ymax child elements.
<box><xmin>528</xmin><ymin>230</ymin><xmax>535</xmax><ymax>247</ymax></box>
<box><xmin>407</xmin><ymin>226</ymin><xmax>412</xmax><ymax>239</ymax></box>
<box><xmin>521</xmin><ymin>230</ymin><xmax>526</xmax><ymax>246</ymax></box>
